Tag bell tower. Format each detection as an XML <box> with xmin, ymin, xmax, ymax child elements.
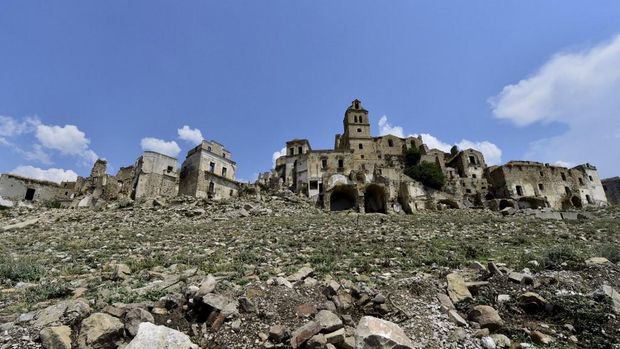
<box><xmin>343</xmin><ymin>99</ymin><xmax>371</xmax><ymax>140</ymax></box>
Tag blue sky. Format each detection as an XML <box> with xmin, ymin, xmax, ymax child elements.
<box><xmin>1</xmin><ymin>1</ymin><xmax>620</xmax><ymax>182</ymax></box>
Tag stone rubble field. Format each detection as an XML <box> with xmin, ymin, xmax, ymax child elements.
<box><xmin>0</xmin><ymin>192</ymin><xmax>619</xmax><ymax>349</ymax></box>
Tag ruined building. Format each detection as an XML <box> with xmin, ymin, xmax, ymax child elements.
<box><xmin>602</xmin><ymin>177</ymin><xmax>620</xmax><ymax>205</ymax></box>
<box><xmin>179</xmin><ymin>140</ymin><xmax>240</xmax><ymax>199</ymax></box>
<box><xmin>0</xmin><ymin>173</ymin><xmax>61</xmax><ymax>202</ymax></box>
<box><xmin>264</xmin><ymin>99</ymin><xmax>608</xmax><ymax>213</ymax></box>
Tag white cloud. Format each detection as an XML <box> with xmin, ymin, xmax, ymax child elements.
<box><xmin>378</xmin><ymin>115</ymin><xmax>405</xmax><ymax>138</ymax></box>
<box><xmin>0</xmin><ymin>116</ymin><xmax>39</xmax><ymax>137</ymax></box>
<box><xmin>553</xmin><ymin>160</ymin><xmax>575</xmax><ymax>168</ymax></box>
<box><xmin>378</xmin><ymin>116</ymin><xmax>503</xmax><ymax>165</ymax></box>
<box><xmin>0</xmin><ymin>137</ymin><xmax>10</xmax><ymax>146</ymax></box>
<box><xmin>140</xmin><ymin>137</ymin><xmax>181</xmax><ymax>158</ymax></box>
<box><xmin>490</xmin><ymin>35</ymin><xmax>620</xmax><ymax>176</ymax></box>
<box><xmin>24</xmin><ymin>144</ymin><xmax>52</xmax><ymax>165</ymax></box>
<box><xmin>10</xmin><ymin>165</ymin><xmax>78</xmax><ymax>184</ymax></box>
<box><xmin>272</xmin><ymin>147</ymin><xmax>286</xmax><ymax>166</ymax></box>
<box><xmin>36</xmin><ymin>124</ymin><xmax>98</xmax><ymax>163</ymax></box>
<box><xmin>177</xmin><ymin>125</ymin><xmax>204</xmax><ymax>145</ymax></box>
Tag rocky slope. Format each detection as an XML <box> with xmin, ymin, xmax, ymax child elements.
<box><xmin>0</xmin><ymin>193</ymin><xmax>619</xmax><ymax>348</ymax></box>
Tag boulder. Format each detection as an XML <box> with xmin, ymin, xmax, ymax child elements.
<box><xmin>468</xmin><ymin>305</ymin><xmax>503</xmax><ymax>330</ymax></box>
<box><xmin>268</xmin><ymin>324</ymin><xmax>288</xmax><ymax>343</ymax></box>
<box><xmin>33</xmin><ymin>299</ymin><xmax>91</xmax><ymax>329</ymax></box>
<box><xmin>490</xmin><ymin>334</ymin><xmax>511</xmax><ymax>348</ymax></box>
<box><xmin>593</xmin><ymin>285</ymin><xmax>620</xmax><ymax>314</ymax></box>
<box><xmin>40</xmin><ymin>326</ymin><xmax>72</xmax><ymax>349</ymax></box>
<box><xmin>446</xmin><ymin>273</ymin><xmax>472</xmax><ymax>304</ymax></box>
<box><xmin>586</xmin><ymin>257</ymin><xmax>610</xmax><ymax>265</ymax></box>
<box><xmin>126</xmin><ymin>322</ymin><xmax>198</xmax><ymax>349</ymax></box>
<box><xmin>202</xmin><ymin>293</ymin><xmax>238</xmax><ymax>316</ymax></box>
<box><xmin>78</xmin><ymin>313</ymin><xmax>124</xmax><ymax>349</ymax></box>
<box><xmin>196</xmin><ymin>275</ymin><xmax>218</xmax><ymax>297</ymax></box>
<box><xmin>124</xmin><ymin>308</ymin><xmax>154</xmax><ymax>337</ymax></box>
<box><xmin>354</xmin><ymin>316</ymin><xmax>414</xmax><ymax>349</ymax></box>
<box><xmin>287</xmin><ymin>266</ymin><xmax>314</xmax><ymax>282</ymax></box>
<box><xmin>518</xmin><ymin>292</ymin><xmax>549</xmax><ymax>313</ymax></box>
<box><xmin>315</xmin><ymin>310</ymin><xmax>343</xmax><ymax>333</ymax></box>
<box><xmin>290</xmin><ymin>321</ymin><xmax>321</xmax><ymax>349</ymax></box>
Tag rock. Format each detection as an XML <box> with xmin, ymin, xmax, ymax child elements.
<box><xmin>290</xmin><ymin>321</ymin><xmax>321</xmax><ymax>349</ymax></box>
<box><xmin>296</xmin><ymin>303</ymin><xmax>317</xmax><ymax>318</ymax></box>
<box><xmin>468</xmin><ymin>305</ymin><xmax>503</xmax><ymax>330</ymax></box>
<box><xmin>124</xmin><ymin>308</ymin><xmax>154</xmax><ymax>337</ymax></box>
<box><xmin>593</xmin><ymin>285</ymin><xmax>620</xmax><ymax>314</ymax></box>
<box><xmin>274</xmin><ymin>276</ymin><xmax>293</xmax><ymax>288</ymax></box>
<box><xmin>518</xmin><ymin>292</ymin><xmax>549</xmax><ymax>313</ymax></box>
<box><xmin>78</xmin><ymin>312</ymin><xmax>124</xmax><ymax>349</ymax></box>
<box><xmin>315</xmin><ymin>310</ymin><xmax>343</xmax><ymax>332</ymax></box>
<box><xmin>268</xmin><ymin>324</ymin><xmax>287</xmax><ymax>343</ymax></box>
<box><xmin>2</xmin><ymin>218</ymin><xmax>38</xmax><ymax>231</ymax></box>
<box><xmin>323</xmin><ymin>280</ymin><xmax>340</xmax><ymax>297</ymax></box>
<box><xmin>202</xmin><ymin>293</ymin><xmax>238</xmax><ymax>316</ymax></box>
<box><xmin>33</xmin><ymin>299</ymin><xmax>91</xmax><ymax>329</ymax></box>
<box><xmin>40</xmin><ymin>326</ymin><xmax>72</xmax><ymax>349</ymax></box>
<box><xmin>196</xmin><ymin>275</ymin><xmax>218</xmax><ymax>297</ymax></box>
<box><xmin>287</xmin><ymin>266</ymin><xmax>314</xmax><ymax>282</ymax></box>
<box><xmin>490</xmin><ymin>334</ymin><xmax>511</xmax><ymax>348</ymax></box>
<box><xmin>470</xmin><ymin>261</ymin><xmax>487</xmax><ymax>273</ymax></box>
<box><xmin>112</xmin><ymin>263</ymin><xmax>131</xmax><ymax>280</ymax></box>
<box><xmin>473</xmin><ymin>328</ymin><xmax>490</xmax><ymax>338</ymax></box>
<box><xmin>487</xmin><ymin>262</ymin><xmax>503</xmax><ymax>275</ymax></box>
<box><xmin>480</xmin><ymin>336</ymin><xmax>496</xmax><ymax>349</ymax></box>
<box><xmin>354</xmin><ymin>316</ymin><xmax>414</xmax><ymax>349</ymax></box>
<box><xmin>531</xmin><ymin>330</ymin><xmax>553</xmax><ymax>345</ymax></box>
<box><xmin>239</xmin><ymin>297</ymin><xmax>256</xmax><ymax>313</ymax></box>
<box><xmin>585</xmin><ymin>257</ymin><xmax>610</xmax><ymax>265</ymax></box>
<box><xmin>497</xmin><ymin>294</ymin><xmax>511</xmax><ymax>304</ymax></box>
<box><xmin>324</xmin><ymin>328</ymin><xmax>345</xmax><ymax>344</ymax></box>
<box><xmin>448</xmin><ymin>310</ymin><xmax>468</xmax><ymax>327</ymax></box>
<box><xmin>446</xmin><ymin>273</ymin><xmax>473</xmax><ymax>304</ymax></box>
<box><xmin>126</xmin><ymin>322</ymin><xmax>198</xmax><ymax>349</ymax></box>
<box><xmin>305</xmin><ymin>334</ymin><xmax>326</xmax><ymax>348</ymax></box>
<box><xmin>0</xmin><ymin>196</ymin><xmax>14</xmax><ymax>208</ymax></box>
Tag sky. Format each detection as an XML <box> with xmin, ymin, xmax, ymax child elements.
<box><xmin>1</xmin><ymin>1</ymin><xmax>620</xmax><ymax>183</ymax></box>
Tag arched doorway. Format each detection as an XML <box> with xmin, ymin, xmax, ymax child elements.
<box><xmin>329</xmin><ymin>186</ymin><xmax>357</xmax><ymax>212</ymax></box>
<box><xmin>364</xmin><ymin>185</ymin><xmax>387</xmax><ymax>214</ymax></box>
<box><xmin>571</xmin><ymin>196</ymin><xmax>582</xmax><ymax>208</ymax></box>
<box><xmin>499</xmin><ymin>199</ymin><xmax>514</xmax><ymax>210</ymax></box>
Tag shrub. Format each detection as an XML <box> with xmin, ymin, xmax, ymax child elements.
<box><xmin>405</xmin><ymin>161</ymin><xmax>445</xmax><ymax>190</ymax></box>
<box><xmin>0</xmin><ymin>255</ymin><xmax>45</xmax><ymax>285</ymax></box>
<box><xmin>403</xmin><ymin>148</ymin><xmax>421</xmax><ymax>167</ymax></box>
<box><xmin>541</xmin><ymin>245</ymin><xmax>584</xmax><ymax>270</ymax></box>
<box><xmin>599</xmin><ymin>244</ymin><xmax>620</xmax><ymax>263</ymax></box>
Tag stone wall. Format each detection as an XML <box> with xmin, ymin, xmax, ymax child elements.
<box><xmin>602</xmin><ymin>177</ymin><xmax>620</xmax><ymax>205</ymax></box>
<box><xmin>133</xmin><ymin>151</ymin><xmax>178</xmax><ymax>199</ymax></box>
<box><xmin>0</xmin><ymin>174</ymin><xmax>60</xmax><ymax>202</ymax></box>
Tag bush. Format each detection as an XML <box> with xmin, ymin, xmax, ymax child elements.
<box><xmin>405</xmin><ymin>162</ymin><xmax>445</xmax><ymax>190</ymax></box>
<box><xmin>403</xmin><ymin>148</ymin><xmax>421</xmax><ymax>167</ymax></box>
<box><xmin>599</xmin><ymin>244</ymin><xmax>620</xmax><ymax>263</ymax></box>
<box><xmin>0</xmin><ymin>255</ymin><xmax>45</xmax><ymax>285</ymax></box>
<box><xmin>541</xmin><ymin>245</ymin><xmax>584</xmax><ymax>270</ymax></box>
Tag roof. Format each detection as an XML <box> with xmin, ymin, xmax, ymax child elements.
<box><xmin>1</xmin><ymin>173</ymin><xmax>62</xmax><ymax>187</ymax></box>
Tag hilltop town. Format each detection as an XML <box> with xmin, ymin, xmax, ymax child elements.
<box><xmin>0</xmin><ymin>100</ymin><xmax>619</xmax><ymax>349</ymax></box>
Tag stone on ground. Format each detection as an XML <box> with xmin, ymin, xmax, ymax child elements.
<box><xmin>78</xmin><ymin>312</ymin><xmax>124</xmax><ymax>349</ymax></box>
<box><xmin>40</xmin><ymin>326</ymin><xmax>72</xmax><ymax>349</ymax></box>
<box><xmin>315</xmin><ymin>310</ymin><xmax>343</xmax><ymax>332</ymax></box>
<box><xmin>290</xmin><ymin>321</ymin><xmax>321</xmax><ymax>349</ymax></box>
<box><xmin>126</xmin><ymin>322</ymin><xmax>198</xmax><ymax>349</ymax></box>
<box><xmin>354</xmin><ymin>316</ymin><xmax>414</xmax><ymax>349</ymax></box>
<box><xmin>446</xmin><ymin>273</ymin><xmax>473</xmax><ymax>304</ymax></box>
<box><xmin>468</xmin><ymin>305</ymin><xmax>503</xmax><ymax>330</ymax></box>
<box><xmin>124</xmin><ymin>308</ymin><xmax>154</xmax><ymax>337</ymax></box>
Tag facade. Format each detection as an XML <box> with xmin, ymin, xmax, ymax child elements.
<box><xmin>602</xmin><ymin>177</ymin><xmax>620</xmax><ymax>205</ymax></box>
<box><xmin>179</xmin><ymin>140</ymin><xmax>240</xmax><ymax>200</ymax></box>
<box><xmin>487</xmin><ymin>161</ymin><xmax>607</xmax><ymax>210</ymax></box>
<box><xmin>264</xmin><ymin>99</ymin><xmax>608</xmax><ymax>213</ymax></box>
<box><xmin>0</xmin><ymin>173</ymin><xmax>60</xmax><ymax>202</ymax></box>
<box><xmin>132</xmin><ymin>151</ymin><xmax>178</xmax><ymax>199</ymax></box>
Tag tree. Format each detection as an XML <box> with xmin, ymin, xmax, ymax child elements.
<box><xmin>403</xmin><ymin>148</ymin><xmax>421</xmax><ymax>167</ymax></box>
<box><xmin>404</xmin><ymin>161</ymin><xmax>445</xmax><ymax>190</ymax></box>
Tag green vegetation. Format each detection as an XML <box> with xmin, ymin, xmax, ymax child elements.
<box><xmin>403</xmin><ymin>148</ymin><xmax>446</xmax><ymax>189</ymax></box>
<box><xmin>0</xmin><ymin>254</ymin><xmax>45</xmax><ymax>285</ymax></box>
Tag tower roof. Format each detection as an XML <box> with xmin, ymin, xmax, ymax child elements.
<box><xmin>346</xmin><ymin>99</ymin><xmax>368</xmax><ymax>113</ymax></box>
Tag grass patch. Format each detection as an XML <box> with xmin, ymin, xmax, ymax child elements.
<box><xmin>0</xmin><ymin>255</ymin><xmax>45</xmax><ymax>285</ymax></box>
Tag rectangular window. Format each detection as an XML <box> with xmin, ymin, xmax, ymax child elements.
<box><xmin>208</xmin><ymin>182</ymin><xmax>215</xmax><ymax>193</ymax></box>
<box><xmin>298</xmin><ymin>146</ymin><xmax>303</xmax><ymax>154</ymax></box>
<box><xmin>472</xmin><ymin>174</ymin><xmax>477</xmax><ymax>179</ymax></box>
<box><xmin>358</xmin><ymin>144</ymin><xmax>363</xmax><ymax>149</ymax></box>
<box><xmin>565</xmin><ymin>186</ymin><xmax>571</xmax><ymax>195</ymax></box>
<box><xmin>289</xmin><ymin>148</ymin><xmax>294</xmax><ymax>156</ymax></box>
<box><xmin>222</xmin><ymin>167</ymin><xmax>227</xmax><ymax>177</ymax></box>
<box><xmin>561</xmin><ymin>173</ymin><xmax>567</xmax><ymax>181</ymax></box>
<box><xmin>209</xmin><ymin>162</ymin><xmax>215</xmax><ymax>172</ymax></box>
<box><xmin>166</xmin><ymin>166</ymin><xmax>173</xmax><ymax>173</ymax></box>
<box><xmin>321</xmin><ymin>159</ymin><xmax>327</xmax><ymax>169</ymax></box>
<box><xmin>578</xmin><ymin>178</ymin><xmax>584</xmax><ymax>185</ymax></box>
<box><xmin>589</xmin><ymin>175</ymin><xmax>593</xmax><ymax>181</ymax></box>
<box><xmin>516</xmin><ymin>185</ymin><xmax>524</xmax><ymax>196</ymax></box>
<box><xmin>538</xmin><ymin>183</ymin><xmax>544</xmax><ymax>191</ymax></box>
<box><xmin>338</xmin><ymin>159</ymin><xmax>344</xmax><ymax>168</ymax></box>
<box><xmin>388</xmin><ymin>139</ymin><xmax>394</xmax><ymax>147</ymax></box>
<box><xmin>309</xmin><ymin>180</ymin><xmax>318</xmax><ymax>190</ymax></box>
<box><xmin>540</xmin><ymin>171</ymin><xmax>544</xmax><ymax>177</ymax></box>
<box><xmin>469</xmin><ymin>156</ymin><xmax>476</xmax><ymax>165</ymax></box>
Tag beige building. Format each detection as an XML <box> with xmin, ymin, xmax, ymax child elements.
<box><xmin>132</xmin><ymin>151</ymin><xmax>178</xmax><ymax>199</ymax></box>
<box><xmin>266</xmin><ymin>99</ymin><xmax>607</xmax><ymax>213</ymax></box>
<box><xmin>0</xmin><ymin>173</ymin><xmax>61</xmax><ymax>202</ymax></box>
<box><xmin>179</xmin><ymin>140</ymin><xmax>240</xmax><ymax>199</ymax></box>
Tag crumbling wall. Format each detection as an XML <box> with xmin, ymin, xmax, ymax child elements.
<box><xmin>603</xmin><ymin>177</ymin><xmax>620</xmax><ymax>205</ymax></box>
<box><xmin>0</xmin><ymin>174</ymin><xmax>60</xmax><ymax>202</ymax></box>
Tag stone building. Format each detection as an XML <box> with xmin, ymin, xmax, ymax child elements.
<box><xmin>267</xmin><ymin>99</ymin><xmax>607</xmax><ymax>213</ymax></box>
<box><xmin>486</xmin><ymin>161</ymin><xmax>607</xmax><ymax>210</ymax></box>
<box><xmin>602</xmin><ymin>177</ymin><xmax>620</xmax><ymax>205</ymax></box>
<box><xmin>179</xmin><ymin>140</ymin><xmax>240</xmax><ymax>199</ymax></box>
<box><xmin>0</xmin><ymin>173</ymin><xmax>61</xmax><ymax>202</ymax></box>
<box><xmin>132</xmin><ymin>151</ymin><xmax>178</xmax><ymax>199</ymax></box>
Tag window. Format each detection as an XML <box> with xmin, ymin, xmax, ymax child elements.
<box><xmin>289</xmin><ymin>148</ymin><xmax>294</xmax><ymax>156</ymax></box>
<box><xmin>338</xmin><ymin>159</ymin><xmax>344</xmax><ymax>168</ymax></box>
<box><xmin>589</xmin><ymin>175</ymin><xmax>593</xmax><ymax>181</ymax></box>
<box><xmin>354</xmin><ymin>100</ymin><xmax>360</xmax><ymax>109</ymax></box>
<box><xmin>298</xmin><ymin>146</ymin><xmax>303</xmax><ymax>154</ymax></box>
<box><xmin>230</xmin><ymin>190</ymin><xmax>234</xmax><ymax>196</ymax></box>
<box><xmin>309</xmin><ymin>180</ymin><xmax>318</xmax><ymax>190</ymax></box>
<box><xmin>540</xmin><ymin>171</ymin><xmax>544</xmax><ymax>177</ymax></box>
<box><xmin>516</xmin><ymin>185</ymin><xmax>524</xmax><ymax>196</ymax></box>
<box><xmin>25</xmin><ymin>188</ymin><xmax>35</xmax><ymax>201</ymax></box>
<box><xmin>358</xmin><ymin>144</ymin><xmax>363</xmax><ymax>149</ymax></box>
<box><xmin>469</xmin><ymin>156</ymin><xmax>476</xmax><ymax>165</ymax></box>
<box><xmin>565</xmin><ymin>186</ymin><xmax>571</xmax><ymax>195</ymax></box>
<box><xmin>388</xmin><ymin>139</ymin><xmax>394</xmax><ymax>147</ymax></box>
<box><xmin>472</xmin><ymin>174</ymin><xmax>477</xmax><ymax>179</ymax></box>
<box><xmin>209</xmin><ymin>162</ymin><xmax>215</xmax><ymax>172</ymax></box>
<box><xmin>361</xmin><ymin>155</ymin><xmax>365</xmax><ymax>159</ymax></box>
<box><xmin>561</xmin><ymin>173</ymin><xmax>567</xmax><ymax>181</ymax></box>
<box><xmin>578</xmin><ymin>178</ymin><xmax>584</xmax><ymax>185</ymax></box>
<box><xmin>208</xmin><ymin>182</ymin><xmax>215</xmax><ymax>193</ymax></box>
<box><xmin>354</xmin><ymin>115</ymin><xmax>358</xmax><ymax>123</ymax></box>
<box><xmin>321</xmin><ymin>159</ymin><xmax>327</xmax><ymax>169</ymax></box>
<box><xmin>222</xmin><ymin>153</ymin><xmax>226</xmax><ymax>159</ymax></box>
<box><xmin>166</xmin><ymin>166</ymin><xmax>173</xmax><ymax>173</ymax></box>
<box><xmin>357</xmin><ymin>128</ymin><xmax>362</xmax><ymax>132</ymax></box>
<box><xmin>222</xmin><ymin>167</ymin><xmax>227</xmax><ymax>177</ymax></box>
<box><xmin>586</xmin><ymin>195</ymin><xmax>593</xmax><ymax>204</ymax></box>
<box><xmin>466</xmin><ymin>189</ymin><xmax>472</xmax><ymax>194</ymax></box>
<box><xmin>538</xmin><ymin>183</ymin><xmax>544</xmax><ymax>191</ymax></box>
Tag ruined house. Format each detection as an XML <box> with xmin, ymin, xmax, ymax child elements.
<box><xmin>179</xmin><ymin>140</ymin><xmax>240</xmax><ymax>199</ymax></box>
<box><xmin>132</xmin><ymin>151</ymin><xmax>178</xmax><ymax>199</ymax></box>
<box><xmin>0</xmin><ymin>173</ymin><xmax>61</xmax><ymax>202</ymax></box>
<box><xmin>266</xmin><ymin>99</ymin><xmax>608</xmax><ymax>213</ymax></box>
<box><xmin>602</xmin><ymin>177</ymin><xmax>620</xmax><ymax>205</ymax></box>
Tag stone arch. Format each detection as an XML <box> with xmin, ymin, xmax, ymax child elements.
<box><xmin>364</xmin><ymin>184</ymin><xmax>387</xmax><ymax>214</ymax></box>
<box><xmin>499</xmin><ymin>199</ymin><xmax>515</xmax><ymax>210</ymax></box>
<box><xmin>329</xmin><ymin>185</ymin><xmax>357</xmax><ymax>212</ymax></box>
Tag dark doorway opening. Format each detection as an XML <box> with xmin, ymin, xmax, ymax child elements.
<box><xmin>24</xmin><ymin>188</ymin><xmax>35</xmax><ymax>201</ymax></box>
<box><xmin>499</xmin><ymin>199</ymin><xmax>513</xmax><ymax>210</ymax></box>
<box><xmin>364</xmin><ymin>185</ymin><xmax>387</xmax><ymax>214</ymax></box>
<box><xmin>571</xmin><ymin>196</ymin><xmax>582</xmax><ymax>208</ymax></box>
<box><xmin>330</xmin><ymin>186</ymin><xmax>356</xmax><ymax>212</ymax></box>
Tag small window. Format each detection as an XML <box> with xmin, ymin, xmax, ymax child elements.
<box><xmin>357</xmin><ymin>128</ymin><xmax>362</xmax><ymax>132</ymax></box>
<box><xmin>588</xmin><ymin>175</ymin><xmax>593</xmax><ymax>181</ymax></box>
<box><xmin>321</xmin><ymin>159</ymin><xmax>327</xmax><ymax>169</ymax></box>
<box><xmin>586</xmin><ymin>195</ymin><xmax>593</xmax><ymax>204</ymax></box>
<box><xmin>472</xmin><ymin>174</ymin><xmax>477</xmax><ymax>179</ymax></box>
<box><xmin>354</xmin><ymin>115</ymin><xmax>358</xmax><ymax>123</ymax></box>
<box><xmin>388</xmin><ymin>139</ymin><xmax>394</xmax><ymax>147</ymax></box>
<box><xmin>222</xmin><ymin>167</ymin><xmax>227</xmax><ymax>177</ymax></box>
<box><xmin>358</xmin><ymin>144</ymin><xmax>363</xmax><ymax>150</ymax></box>
<box><xmin>538</xmin><ymin>183</ymin><xmax>544</xmax><ymax>191</ymax></box>
<box><xmin>166</xmin><ymin>166</ymin><xmax>173</xmax><ymax>173</ymax></box>
<box><xmin>289</xmin><ymin>148</ymin><xmax>294</xmax><ymax>156</ymax></box>
<box><xmin>539</xmin><ymin>171</ymin><xmax>544</xmax><ymax>177</ymax></box>
<box><xmin>208</xmin><ymin>182</ymin><xmax>215</xmax><ymax>193</ymax></box>
<box><xmin>561</xmin><ymin>173</ymin><xmax>567</xmax><ymax>181</ymax></box>
<box><xmin>208</xmin><ymin>146</ymin><xmax>212</xmax><ymax>151</ymax></box>
<box><xmin>516</xmin><ymin>185</ymin><xmax>523</xmax><ymax>196</ymax></box>
<box><xmin>469</xmin><ymin>156</ymin><xmax>476</xmax><ymax>165</ymax></box>
<box><xmin>230</xmin><ymin>190</ymin><xmax>234</xmax><ymax>196</ymax></box>
<box><xmin>209</xmin><ymin>162</ymin><xmax>216</xmax><ymax>172</ymax></box>
<box><xmin>361</xmin><ymin>155</ymin><xmax>365</xmax><ymax>159</ymax></box>
<box><xmin>565</xmin><ymin>186</ymin><xmax>571</xmax><ymax>195</ymax></box>
<box><xmin>466</xmin><ymin>189</ymin><xmax>472</xmax><ymax>194</ymax></box>
<box><xmin>298</xmin><ymin>146</ymin><xmax>303</xmax><ymax>154</ymax></box>
<box><xmin>222</xmin><ymin>153</ymin><xmax>226</xmax><ymax>159</ymax></box>
<box><xmin>309</xmin><ymin>180</ymin><xmax>318</xmax><ymax>190</ymax></box>
<box><xmin>578</xmin><ymin>178</ymin><xmax>584</xmax><ymax>185</ymax></box>
<box><xmin>338</xmin><ymin>159</ymin><xmax>344</xmax><ymax>168</ymax></box>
